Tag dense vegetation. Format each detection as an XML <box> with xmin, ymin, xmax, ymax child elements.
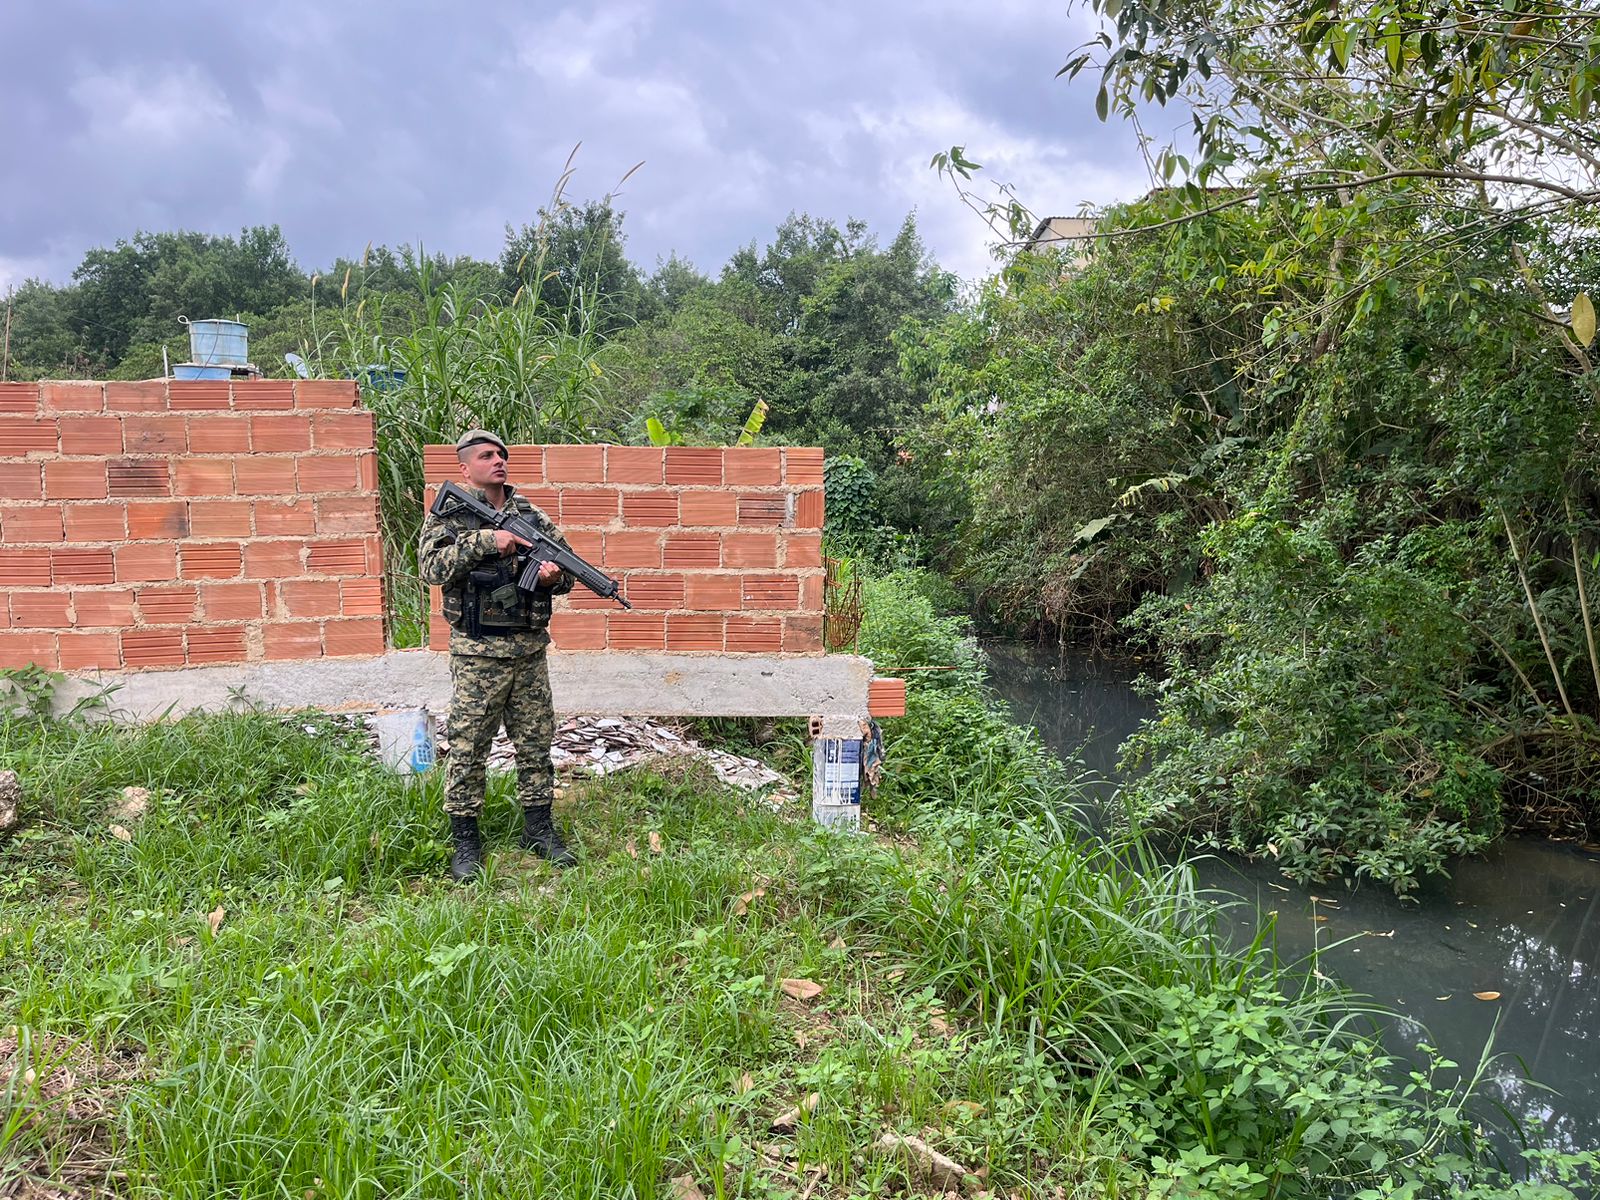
<box><xmin>4</xmin><ymin>577</ymin><xmax>1593</xmax><ymax>1197</ymax></box>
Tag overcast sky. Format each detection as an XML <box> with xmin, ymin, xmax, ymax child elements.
<box><xmin>0</xmin><ymin>1</ymin><xmax>1159</xmax><ymax>292</ymax></box>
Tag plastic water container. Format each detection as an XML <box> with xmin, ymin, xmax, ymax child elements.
<box><xmin>172</xmin><ymin>363</ymin><xmax>232</xmax><ymax>380</ymax></box>
<box><xmin>372</xmin><ymin>708</ymin><xmax>437</xmax><ymax>774</ymax></box>
<box><xmin>184</xmin><ymin>318</ymin><xmax>250</xmax><ymax>366</ymax></box>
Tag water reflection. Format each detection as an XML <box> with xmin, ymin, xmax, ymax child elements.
<box><xmin>984</xmin><ymin>641</ymin><xmax>1600</xmax><ymax>1153</ymax></box>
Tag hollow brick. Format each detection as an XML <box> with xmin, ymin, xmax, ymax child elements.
<box><xmin>561</xmin><ymin>488</ymin><xmax>620</xmax><ymax>525</ymax></box>
<box><xmin>684</xmin><ymin>574</ymin><xmax>742</xmax><ymax>612</ymax></box>
<box><xmin>168</xmin><ymin>381</ymin><xmax>230</xmax><ymax>411</ymax></box>
<box><xmin>233</xmin><ymin>381</ymin><xmax>294</xmax><ymax>411</ymax></box>
<box><xmin>45</xmin><ymin>461</ymin><xmax>108</xmax><ymax>500</ymax></box>
<box><xmin>64</xmin><ymin>502</ymin><xmax>127</xmax><ymax>542</ymax></box>
<box><xmin>180</xmin><ymin>543</ymin><xmax>243</xmax><ymax>579</ymax></box>
<box><xmin>312</xmin><ymin>411</ymin><xmax>375</xmax><ymax>449</ymax></box>
<box><xmin>664</xmin><ymin>447</ymin><xmax>723</xmax><ymax>486</ymax></box>
<box><xmin>59</xmin><ymin>631</ymin><xmax>122</xmax><ymax>670</ymax></box>
<box><xmin>103</xmin><ymin>382</ymin><xmax>166</xmax><ymax>412</ymax></box>
<box><xmin>621</xmin><ymin>492</ymin><xmax>679</xmax><ymax>527</ymax></box>
<box><xmin>0</xmin><ymin>549</ymin><xmax>52</xmax><ymax>586</ymax></box>
<box><xmin>10</xmin><ymin>592</ymin><xmax>70</xmax><ymax>627</ymax></box>
<box><xmin>545</xmin><ymin>445</ymin><xmax>604</xmax><ymax>482</ymax></box>
<box><xmin>59</xmin><ymin>416</ymin><xmax>123</xmax><ymax>455</ymax></box>
<box><xmin>666</xmin><ymin>614</ymin><xmax>724</xmax><ymax>652</ymax></box>
<box><xmin>235</xmin><ymin>457</ymin><xmax>297</xmax><ymax>496</ymax></box>
<box><xmin>244</xmin><ymin>540</ymin><xmax>305</xmax><ymax>579</ymax></box>
<box><xmin>51</xmin><ymin>548</ymin><xmax>115</xmax><ymax>587</ymax></box>
<box><xmin>174</xmin><ymin>459</ymin><xmax>234</xmax><ymax>497</ymax></box>
<box><xmin>107</xmin><ymin>459</ymin><xmax>171</xmax><ymax>498</ymax></box>
<box><xmin>0</xmin><ymin>463</ymin><xmax>42</xmax><ymax>500</ymax></box>
<box><xmin>126</xmin><ymin>500</ymin><xmax>190</xmax><ymax>539</ymax></box>
<box><xmin>188</xmin><ymin>500</ymin><xmax>253</xmax><ymax>538</ymax></box>
<box><xmin>723</xmin><ymin>447</ymin><xmax>781</xmax><ymax>486</ymax></box>
<box><xmin>726</xmin><ymin>615</ymin><xmax>782</xmax><ymax>653</ymax></box>
<box><xmin>187</xmin><ymin>417</ymin><xmax>251</xmax><ymax>454</ymax></box>
<box><xmin>550</xmin><ymin>611</ymin><xmax>607</xmax><ymax>650</ymax></box>
<box><xmin>340</xmin><ymin>578</ymin><xmax>385</xmax><ymax>616</ymax></box>
<box><xmin>293</xmin><ymin>381</ymin><xmax>358</xmax><ymax>409</ymax></box>
<box><xmin>0</xmin><ymin>382</ymin><xmax>40</xmax><ymax>413</ymax></box>
<box><xmin>0</xmin><ymin>419</ymin><xmax>59</xmax><ymax>455</ymax></box>
<box><xmin>249</xmin><ymin>414</ymin><xmax>311</xmax><ymax>452</ymax></box>
<box><xmin>296</xmin><ymin>455</ymin><xmax>359</xmax><ymax>494</ymax></box>
<box><xmin>40</xmin><ymin>383</ymin><xmax>104</xmax><ymax>413</ymax></box>
<box><xmin>122</xmin><ymin>415</ymin><xmax>186</xmax><ymax>454</ymax></box>
<box><xmin>603</xmin><ymin>531</ymin><xmax>662</xmax><ymax>569</ymax></box>
<box><xmin>721</xmin><ymin>533</ymin><xmax>778</xmax><ymax>568</ymax></box>
<box><xmin>678</xmin><ymin>491</ymin><xmax>739</xmax><ymax>526</ymax></box>
<box><xmin>605</xmin><ymin>446</ymin><xmax>662</xmax><ymax>484</ymax></box>
<box><xmin>662</xmin><ymin>533</ymin><xmax>720</xmax><ymax>568</ymax></box>
<box><xmin>324</xmin><ymin>617</ymin><xmax>385</xmax><ymax>656</ymax></box>
<box><xmin>0</xmin><ymin>632</ymin><xmax>58</xmax><ymax>669</ymax></box>
<box><xmin>116</xmin><ymin>543</ymin><xmax>177</xmax><ymax>583</ymax></box>
<box><xmin>135</xmin><ymin>586</ymin><xmax>197</xmax><ymax>623</ymax></box>
<box><xmin>200</xmin><ymin>583</ymin><xmax>264</xmax><ymax>621</ymax></box>
<box><xmin>312</xmin><ymin>496</ymin><xmax>376</xmax><ymax>534</ymax></box>
<box><xmin>72</xmin><ymin>589</ymin><xmax>137</xmax><ymax>628</ymax></box>
<box><xmin>257</xmin><ymin>499</ymin><xmax>317</xmax><ymax>536</ymax></box>
<box><xmin>263</xmin><ymin>622</ymin><xmax>323</xmax><ymax>660</ymax></box>
<box><xmin>607</xmin><ymin>613</ymin><xmax>665</xmax><ymax>650</ymax></box>
<box><xmin>2</xmin><ymin>505</ymin><xmax>64</xmax><ymax>543</ymax></box>
<box><xmin>186</xmin><ymin>627</ymin><xmax>248</xmax><ymax>664</ymax></box>
<box><xmin>783</xmin><ymin>532</ymin><xmax>823</xmax><ymax>568</ymax></box>
<box><xmin>784</xmin><ymin>448</ymin><xmax>825</xmax><ymax>485</ymax></box>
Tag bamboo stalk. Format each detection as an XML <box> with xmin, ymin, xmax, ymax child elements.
<box><xmin>1502</xmin><ymin>506</ymin><xmax>1576</xmax><ymax>720</ymax></box>
<box><xmin>1566</xmin><ymin>496</ymin><xmax>1600</xmax><ymax>711</ymax></box>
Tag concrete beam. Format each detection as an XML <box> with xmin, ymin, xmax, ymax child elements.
<box><xmin>53</xmin><ymin>650</ymin><xmax>878</xmax><ymax>723</ymax></box>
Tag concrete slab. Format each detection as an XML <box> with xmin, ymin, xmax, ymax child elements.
<box><xmin>53</xmin><ymin>650</ymin><xmax>878</xmax><ymax>722</ymax></box>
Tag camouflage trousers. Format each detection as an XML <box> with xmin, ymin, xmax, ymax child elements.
<box><xmin>444</xmin><ymin>650</ymin><xmax>556</xmax><ymax>818</ymax></box>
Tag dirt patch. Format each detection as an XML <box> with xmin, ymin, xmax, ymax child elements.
<box><xmin>1</xmin><ymin>1030</ymin><xmax>143</xmax><ymax>1199</ymax></box>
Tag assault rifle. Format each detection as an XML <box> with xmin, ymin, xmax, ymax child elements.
<box><xmin>430</xmin><ymin>481</ymin><xmax>632</xmax><ymax>610</ymax></box>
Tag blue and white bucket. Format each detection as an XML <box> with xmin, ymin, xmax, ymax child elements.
<box><xmin>182</xmin><ymin>317</ymin><xmax>250</xmax><ymax>366</ymax></box>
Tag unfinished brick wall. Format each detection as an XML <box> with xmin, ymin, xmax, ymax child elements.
<box><xmin>423</xmin><ymin>445</ymin><xmax>825</xmax><ymax>654</ymax></box>
<box><xmin>0</xmin><ymin>380</ymin><xmax>384</xmax><ymax>670</ymax></box>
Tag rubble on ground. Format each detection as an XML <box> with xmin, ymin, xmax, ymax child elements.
<box><xmin>0</xmin><ymin>769</ymin><xmax>18</xmax><ymax>833</ymax></box>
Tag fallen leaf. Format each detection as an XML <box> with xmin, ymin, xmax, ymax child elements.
<box><xmin>731</xmin><ymin>887</ymin><xmax>766</xmax><ymax>916</ymax></box>
<box><xmin>114</xmin><ymin>785</ymin><xmax>150</xmax><ymax>823</ymax></box>
<box><xmin>780</xmin><ymin>977</ymin><xmax>824</xmax><ymax>1001</ymax></box>
<box><xmin>944</xmin><ymin>1100</ymin><xmax>985</xmax><ymax>1117</ymax></box>
<box><xmin>771</xmin><ymin>1092</ymin><xmax>820</xmax><ymax>1131</ymax></box>
<box><xmin>872</xmin><ymin>1132</ymin><xmax>976</xmax><ymax>1191</ymax></box>
<box><xmin>666</xmin><ymin>1175</ymin><xmax>706</xmax><ymax>1200</ymax></box>
<box><xmin>1312</xmin><ymin>915</ymin><xmax>1329</xmax><ymax>923</ymax></box>
<box><xmin>929</xmin><ymin>1015</ymin><xmax>951</xmax><ymax>1036</ymax></box>
<box><xmin>624</xmin><ymin>838</ymin><xmax>638</xmax><ymax>859</ymax></box>
<box><xmin>109</xmin><ymin>824</ymin><xmax>133</xmax><ymax>842</ymax></box>
<box><xmin>207</xmin><ymin>905</ymin><xmax>226</xmax><ymax>935</ymax></box>
<box><xmin>649</xmin><ymin>831</ymin><xmax>663</xmax><ymax>855</ymax></box>
<box><xmin>827</xmin><ymin>935</ymin><xmax>846</xmax><ymax>950</ymax></box>
<box><xmin>1435</xmin><ymin>995</ymin><xmax>1452</xmax><ymax>1001</ymax></box>
<box><xmin>1473</xmin><ymin>991</ymin><xmax>1502</xmax><ymax>1001</ymax></box>
<box><xmin>736</xmin><ymin>1071</ymin><xmax>755</xmax><ymax>1095</ymax></box>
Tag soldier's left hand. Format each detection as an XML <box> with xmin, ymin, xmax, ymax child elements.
<box><xmin>535</xmin><ymin>560</ymin><xmax>562</xmax><ymax>585</ymax></box>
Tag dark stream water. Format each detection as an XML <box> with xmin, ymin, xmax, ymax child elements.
<box><xmin>984</xmin><ymin>642</ymin><xmax>1600</xmax><ymax>1154</ymax></box>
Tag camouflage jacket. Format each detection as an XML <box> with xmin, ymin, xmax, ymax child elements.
<box><xmin>418</xmin><ymin>484</ymin><xmax>575</xmax><ymax>658</ymax></box>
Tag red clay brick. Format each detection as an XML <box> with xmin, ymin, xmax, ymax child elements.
<box><xmin>550</xmin><ymin>610</ymin><xmax>607</xmax><ymax>650</ymax></box>
<box><xmin>726</xmin><ymin>615</ymin><xmax>782</xmax><ymax>653</ymax></box>
<box><xmin>506</xmin><ymin>446</ymin><xmax>543</xmax><ymax>484</ymax></box>
<box><xmin>783</xmin><ymin>615</ymin><xmax>824</xmax><ymax>654</ymax></box>
<box><xmin>340</xmin><ymin>578</ymin><xmax>385</xmax><ymax>616</ymax></box>
<box><xmin>561</xmin><ymin>488</ymin><xmax>619</xmax><ymax>525</ymax></box>
<box><xmin>40</xmin><ymin>382</ymin><xmax>105</xmax><ymax>413</ymax></box>
<box><xmin>621</xmin><ymin>492</ymin><xmax>679</xmax><ymax>527</ymax></box>
<box><xmin>126</xmin><ymin>500</ymin><xmax>190</xmax><ymax>539</ymax></box>
<box><xmin>103</xmin><ymin>382</ymin><xmax>166</xmax><ymax>412</ymax></box>
<box><xmin>232</xmin><ymin>380</ymin><xmax>294</xmax><ymax>410</ymax></box>
<box><xmin>0</xmin><ymin>383</ymin><xmax>39</xmax><ymax>412</ymax></box>
<box><xmin>249</xmin><ymin>414</ymin><xmax>312</xmax><ymax>452</ymax></box>
<box><xmin>868</xmin><ymin>678</ymin><xmax>908</xmax><ymax>717</ymax></box>
<box><xmin>0</xmin><ymin>463</ymin><xmax>42</xmax><ymax>500</ymax></box>
<box><xmin>279</xmin><ymin>579</ymin><xmax>341</xmax><ymax>617</ymax></box>
<box><xmin>428</xmin><ymin>613</ymin><xmax>450</xmax><ymax>651</ymax></box>
<box><xmin>180</xmin><ymin>542</ymin><xmax>243</xmax><ymax>579</ymax></box>
<box><xmin>312</xmin><ymin>411</ymin><xmax>374</xmax><ymax>449</ymax></box>
<box><xmin>45</xmin><ymin>461</ymin><xmax>108</xmax><ymax>500</ymax></box>
<box><xmin>794</xmin><ymin>489</ymin><xmax>824</xmax><ymax>529</ymax></box>
<box><xmin>324</xmin><ymin>617</ymin><xmax>384</xmax><ymax>656</ymax></box>
<box><xmin>723</xmin><ymin>447</ymin><xmax>781</xmax><ymax>486</ymax></box>
<box><xmin>187</xmin><ymin>416</ymin><xmax>251</xmax><ymax>453</ymax></box>
<box><xmin>312</xmin><ymin>496</ymin><xmax>376</xmax><ymax>534</ymax></box>
<box><xmin>662</xmin><ymin>533</ymin><xmax>721</xmax><ymax>568</ymax></box>
<box><xmin>121</xmin><ymin>628</ymin><xmax>185</xmax><ymax>668</ymax></box>
<box><xmin>679</xmin><ymin>491</ymin><xmax>739</xmax><ymax>526</ymax></box>
<box><xmin>736</xmin><ymin>495</ymin><xmax>787</xmax><ymax>526</ymax></box>
<box><xmin>168</xmin><ymin>381</ymin><xmax>230</xmax><ymax>411</ymax></box>
<box><xmin>564</xmin><ymin>530</ymin><xmax>603</xmax><ymax>564</ymax></box>
<box><xmin>801</xmin><ymin>574</ymin><xmax>824</xmax><ymax>612</ymax></box>
<box><xmin>64</xmin><ymin>502</ymin><xmax>127</xmax><ymax>542</ymax></box>
<box><xmin>115</xmin><ymin>543</ymin><xmax>177</xmax><ymax>583</ymax></box>
<box><xmin>59</xmin><ymin>631</ymin><xmax>121</xmax><ymax>670</ymax></box>
<box><xmin>608</xmin><ymin>613</ymin><xmax>665</xmax><ymax>650</ymax></box>
<box><xmin>186</xmin><ymin>626</ymin><xmax>248</xmax><ymax>664</ymax></box>
<box><xmin>174</xmin><ymin>459</ymin><xmax>234</xmax><ymax>497</ymax></box>
<box><xmin>188</xmin><ymin>500</ymin><xmax>252</xmax><ymax>538</ymax></box>
<box><xmin>10</xmin><ymin>592</ymin><xmax>70</xmax><ymax>627</ymax></box>
<box><xmin>622</xmin><ymin>574</ymin><xmax>685</xmax><ymax>610</ymax></box>
<box><xmin>0</xmin><ymin>632</ymin><xmax>57</xmax><ymax>669</ymax></box>
<box><xmin>307</xmin><ymin>538</ymin><xmax>367</xmax><ymax>575</ymax></box>
<box><xmin>545</xmin><ymin>445</ymin><xmax>605</xmax><ymax>482</ymax></box>
<box><xmin>59</xmin><ymin>416</ymin><xmax>123</xmax><ymax>455</ymax></box>
<box><xmin>201</xmin><ymin>583</ymin><xmax>264</xmax><ymax>621</ymax></box>
<box><xmin>263</xmin><ymin>622</ymin><xmax>322</xmax><ymax>660</ymax></box>
<box><xmin>605</xmin><ymin>446</ymin><xmax>662</xmax><ymax>485</ymax></box>
<box><xmin>784</xmin><ymin>533</ymin><xmax>822</xmax><ymax>568</ymax></box>
<box><xmin>603</xmin><ymin>531</ymin><xmax>662</xmax><ymax>569</ymax></box>
<box><xmin>257</xmin><ymin>499</ymin><xmax>316</xmax><ymax>535</ymax></box>
<box><xmin>72</xmin><ymin>589</ymin><xmax>137</xmax><ymax>627</ymax></box>
<box><xmin>235</xmin><ymin>457</ymin><xmax>297</xmax><ymax>495</ymax></box>
<box><xmin>244</xmin><ymin>540</ymin><xmax>306</xmax><ymax>579</ymax></box>
<box><xmin>685</xmin><ymin>574</ymin><xmax>743</xmax><ymax>611</ymax></box>
<box><xmin>566</xmin><ymin>586</ymin><xmax>626</xmax><ymax>611</ymax></box>
<box><xmin>742</xmin><ymin>575</ymin><xmax>800</xmax><ymax>610</ymax></box>
<box><xmin>666</xmin><ymin>614</ymin><xmax>724</xmax><ymax>652</ymax></box>
<box><xmin>722</xmin><ymin>533</ymin><xmax>778</xmax><ymax>568</ymax></box>
<box><xmin>136</xmin><ymin>586</ymin><xmax>197</xmax><ymax>623</ymax></box>
<box><xmin>51</xmin><ymin>548</ymin><xmax>114</xmax><ymax>586</ymax></box>
<box><xmin>520</xmin><ymin>486</ymin><xmax>561</xmax><ymax>515</ymax></box>
<box><xmin>785</xmin><ymin>448</ymin><xmax>825</xmax><ymax>485</ymax></box>
<box><xmin>357</xmin><ymin>452</ymin><xmax>378</xmax><ymax>492</ymax></box>
<box><xmin>664</xmin><ymin>447</ymin><xmax>723</xmax><ymax>486</ymax></box>
<box><xmin>107</xmin><ymin>459</ymin><xmax>171</xmax><ymax>498</ymax></box>
<box><xmin>3</xmin><ymin>505</ymin><xmax>64</xmax><ymax>543</ymax></box>
<box><xmin>121</xmin><ymin>415</ymin><xmax>187</xmax><ymax>454</ymax></box>
<box><xmin>0</xmin><ymin>549</ymin><xmax>52</xmax><ymax>586</ymax></box>
<box><xmin>294</xmin><ymin>381</ymin><xmax>358</xmax><ymax>409</ymax></box>
<box><xmin>296</xmin><ymin>454</ymin><xmax>359</xmax><ymax>493</ymax></box>
<box><xmin>423</xmin><ymin>445</ymin><xmax>458</xmax><ymax>483</ymax></box>
<box><xmin>0</xmin><ymin>419</ymin><xmax>59</xmax><ymax>455</ymax></box>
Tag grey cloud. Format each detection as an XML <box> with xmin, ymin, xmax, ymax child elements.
<box><xmin>0</xmin><ymin>1</ymin><xmax>1151</xmax><ymax>289</ymax></box>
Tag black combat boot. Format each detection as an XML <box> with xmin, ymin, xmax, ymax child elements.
<box><xmin>520</xmin><ymin>805</ymin><xmax>576</xmax><ymax>867</ymax></box>
<box><xmin>449</xmin><ymin>815</ymin><xmax>483</xmax><ymax>881</ymax></box>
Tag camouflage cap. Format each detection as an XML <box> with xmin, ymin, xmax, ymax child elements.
<box><xmin>455</xmin><ymin>429</ymin><xmax>507</xmax><ymax>455</ymax></box>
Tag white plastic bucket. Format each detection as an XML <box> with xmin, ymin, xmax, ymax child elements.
<box><xmin>372</xmin><ymin>708</ymin><xmax>436</xmax><ymax>774</ymax></box>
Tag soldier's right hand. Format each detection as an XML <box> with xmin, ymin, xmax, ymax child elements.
<box><xmin>491</xmin><ymin>530</ymin><xmax>532</xmax><ymax>556</ymax></box>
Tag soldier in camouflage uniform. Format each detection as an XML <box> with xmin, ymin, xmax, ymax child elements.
<box><xmin>418</xmin><ymin>429</ymin><xmax>578</xmax><ymax>879</ymax></box>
